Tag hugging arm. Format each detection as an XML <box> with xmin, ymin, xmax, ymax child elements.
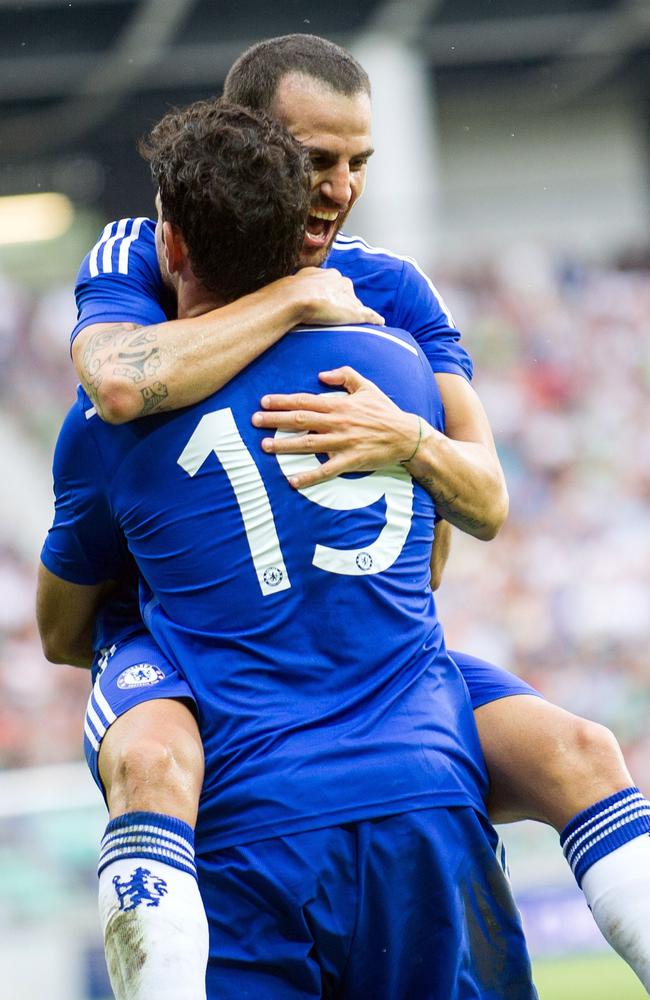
<box><xmin>73</xmin><ymin>268</ymin><xmax>384</xmax><ymax>425</ymax></box>
<box><xmin>253</xmin><ymin>366</ymin><xmax>508</xmax><ymax>541</ymax></box>
<box><xmin>36</xmin><ymin>564</ymin><xmax>113</xmax><ymax>668</ymax></box>
<box><xmin>429</xmin><ymin>519</ymin><xmax>452</xmax><ymax>592</ymax></box>
<box><xmin>38</xmin><ymin>396</ymin><xmax>127</xmax><ymax>665</ymax></box>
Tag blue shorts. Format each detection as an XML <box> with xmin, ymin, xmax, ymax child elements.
<box><xmin>83</xmin><ymin>634</ymin><xmax>196</xmax><ymax>792</ymax></box>
<box><xmin>82</xmin><ymin>636</ymin><xmax>542</xmax><ymax>790</ymax></box>
<box><xmin>196</xmin><ymin>806</ymin><xmax>537</xmax><ymax>1000</ymax></box>
<box><xmin>450</xmin><ymin>650</ymin><xmax>543</xmax><ymax>710</ymax></box>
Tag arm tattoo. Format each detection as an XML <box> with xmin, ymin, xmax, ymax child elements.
<box><xmin>418</xmin><ymin>480</ymin><xmax>487</xmax><ymax>534</ymax></box>
<box><xmin>141</xmin><ymin>382</ymin><xmax>169</xmax><ymax>414</ymax></box>
<box><xmin>79</xmin><ymin>323</ymin><xmax>169</xmax><ymax>419</ymax></box>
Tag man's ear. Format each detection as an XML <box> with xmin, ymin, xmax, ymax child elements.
<box><xmin>162</xmin><ymin>220</ymin><xmax>188</xmax><ymax>275</ymax></box>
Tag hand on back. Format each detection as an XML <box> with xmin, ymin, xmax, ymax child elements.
<box><xmin>293</xmin><ymin>267</ymin><xmax>384</xmax><ymax>327</ymax></box>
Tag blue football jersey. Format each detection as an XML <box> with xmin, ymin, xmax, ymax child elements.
<box><xmin>40</xmin><ymin>411</ymin><xmax>143</xmax><ymax>652</ymax></box>
<box><xmin>44</xmin><ymin>323</ymin><xmax>488</xmax><ymax>851</ymax></box>
<box><xmin>71</xmin><ymin>218</ymin><xmax>174</xmax><ymax>342</ymax></box>
<box><xmin>71</xmin><ymin>218</ymin><xmax>472</xmax><ymax>380</ymax></box>
<box><xmin>326</xmin><ymin>234</ymin><xmax>472</xmax><ymax>379</ymax></box>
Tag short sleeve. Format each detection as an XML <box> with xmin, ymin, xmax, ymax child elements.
<box><xmin>70</xmin><ymin>217</ymin><xmax>172</xmax><ymax>346</ymax></box>
<box><xmin>391</xmin><ymin>259</ymin><xmax>474</xmax><ymax>382</ymax></box>
<box><xmin>40</xmin><ymin>396</ymin><xmax>127</xmax><ymax>584</ymax></box>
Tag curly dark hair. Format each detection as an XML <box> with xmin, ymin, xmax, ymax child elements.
<box><xmin>139</xmin><ymin>100</ymin><xmax>311</xmax><ymax>302</ymax></box>
<box><xmin>223</xmin><ymin>33</ymin><xmax>371</xmax><ymax>113</ymax></box>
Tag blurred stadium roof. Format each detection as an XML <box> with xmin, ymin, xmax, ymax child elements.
<box><xmin>1</xmin><ymin>0</ymin><xmax>648</xmax><ymax>218</ymax></box>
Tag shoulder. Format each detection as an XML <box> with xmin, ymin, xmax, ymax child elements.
<box><xmin>72</xmin><ymin>218</ymin><xmax>170</xmax><ymax>341</ymax></box>
<box><xmin>79</xmin><ymin>217</ymin><xmax>158</xmax><ymax>282</ymax></box>
<box><xmin>329</xmin><ymin>234</ymin><xmax>455</xmax><ymax>320</ymax></box>
<box><xmin>329</xmin><ymin>233</ymin><xmax>406</xmax><ymax>274</ymax></box>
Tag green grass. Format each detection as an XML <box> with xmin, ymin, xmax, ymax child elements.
<box><xmin>533</xmin><ymin>953</ymin><xmax>647</xmax><ymax>999</ymax></box>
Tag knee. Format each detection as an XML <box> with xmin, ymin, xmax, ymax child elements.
<box><xmin>558</xmin><ymin>716</ymin><xmax>625</xmax><ymax>776</ymax></box>
<box><xmin>541</xmin><ymin>714</ymin><xmax>633</xmax><ymax>829</ymax></box>
<box><xmin>111</xmin><ymin>735</ymin><xmax>182</xmax><ymax>795</ymax></box>
<box><xmin>100</xmin><ymin>713</ymin><xmax>204</xmax><ymax>823</ymax></box>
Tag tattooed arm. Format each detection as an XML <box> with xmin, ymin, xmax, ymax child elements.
<box><xmin>72</xmin><ymin>268</ymin><xmax>383</xmax><ymax>425</ymax></box>
<box><xmin>74</xmin><ymin>322</ymin><xmax>169</xmax><ymax>420</ymax></box>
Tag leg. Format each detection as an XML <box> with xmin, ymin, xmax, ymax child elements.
<box><xmin>87</xmin><ymin>637</ymin><xmax>209</xmax><ymax>1000</ymax></box>
<box><xmin>99</xmin><ymin>696</ymin><xmax>204</xmax><ymax>825</ymax></box>
<box><xmin>473</xmin><ymin>690</ymin><xmax>650</xmax><ymax>993</ymax></box>
<box><xmin>198</xmin><ymin>828</ymin><xmax>353</xmax><ymax>999</ymax></box>
<box><xmin>473</xmin><ymin>695</ymin><xmax>632</xmax><ymax>830</ymax></box>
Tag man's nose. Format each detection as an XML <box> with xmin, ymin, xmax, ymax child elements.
<box><xmin>319</xmin><ymin>165</ymin><xmax>352</xmax><ymax>208</ymax></box>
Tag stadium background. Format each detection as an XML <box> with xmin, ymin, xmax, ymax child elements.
<box><xmin>0</xmin><ymin>0</ymin><xmax>648</xmax><ymax>996</ymax></box>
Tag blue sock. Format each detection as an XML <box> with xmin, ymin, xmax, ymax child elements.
<box><xmin>560</xmin><ymin>786</ymin><xmax>650</xmax><ymax>887</ymax></box>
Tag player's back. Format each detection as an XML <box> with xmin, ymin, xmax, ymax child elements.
<box><xmin>86</xmin><ymin>323</ymin><xmax>488</xmax><ymax>850</ymax></box>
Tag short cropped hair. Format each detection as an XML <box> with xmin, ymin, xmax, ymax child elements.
<box><xmin>223</xmin><ymin>33</ymin><xmax>371</xmax><ymax>113</ymax></box>
<box><xmin>139</xmin><ymin>100</ymin><xmax>311</xmax><ymax>302</ymax></box>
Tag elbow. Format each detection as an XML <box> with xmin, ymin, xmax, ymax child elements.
<box><xmin>94</xmin><ymin>377</ymin><xmax>140</xmax><ymax>425</ymax></box>
<box><xmin>40</xmin><ymin>630</ymin><xmax>70</xmax><ymax>665</ymax></box>
<box><xmin>39</xmin><ymin>626</ymin><xmax>88</xmax><ymax>668</ymax></box>
<box><xmin>476</xmin><ymin>484</ymin><xmax>509</xmax><ymax>541</ymax></box>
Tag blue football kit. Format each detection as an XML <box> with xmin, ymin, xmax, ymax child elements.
<box><xmin>69</xmin><ymin>218</ymin><xmax>539</xmax><ymax>718</ymax></box>
<box><xmin>44</xmin><ymin>317</ymin><xmax>536</xmax><ymax>997</ymax></box>
<box><xmin>46</xmin><ymin>324</ymin><xmax>488</xmax><ymax>846</ymax></box>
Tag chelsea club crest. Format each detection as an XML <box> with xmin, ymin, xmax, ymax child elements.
<box><xmin>116</xmin><ymin>663</ymin><xmax>165</xmax><ymax>689</ymax></box>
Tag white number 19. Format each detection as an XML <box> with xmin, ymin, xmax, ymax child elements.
<box><xmin>178</xmin><ymin>405</ymin><xmax>414</xmax><ymax>597</ymax></box>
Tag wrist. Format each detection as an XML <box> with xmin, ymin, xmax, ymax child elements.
<box><xmin>402</xmin><ymin>418</ymin><xmax>437</xmax><ymax>473</ymax></box>
<box><xmin>278</xmin><ymin>273</ymin><xmax>317</xmax><ymax>324</ymax></box>
<box><xmin>254</xmin><ymin>274</ymin><xmax>308</xmax><ymax>326</ymax></box>
<box><xmin>400</xmin><ymin>414</ymin><xmax>423</xmax><ymax>464</ymax></box>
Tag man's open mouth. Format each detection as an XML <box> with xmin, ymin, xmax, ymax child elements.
<box><xmin>304</xmin><ymin>208</ymin><xmax>339</xmax><ymax>249</ymax></box>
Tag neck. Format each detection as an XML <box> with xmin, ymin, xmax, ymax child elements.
<box><xmin>175</xmin><ymin>279</ymin><xmax>224</xmax><ymax>320</ymax></box>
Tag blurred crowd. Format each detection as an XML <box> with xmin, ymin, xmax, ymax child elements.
<box><xmin>0</xmin><ymin>247</ymin><xmax>649</xmax><ymax>795</ymax></box>
<box><xmin>436</xmin><ymin>247</ymin><xmax>650</xmax><ymax>791</ymax></box>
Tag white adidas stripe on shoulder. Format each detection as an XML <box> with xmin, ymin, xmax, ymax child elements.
<box><xmin>88</xmin><ymin>217</ymin><xmax>150</xmax><ymax>278</ymax></box>
<box><xmin>117</xmin><ymin>217</ymin><xmax>147</xmax><ymax>274</ymax></box>
<box><xmin>332</xmin><ymin>234</ymin><xmax>456</xmax><ymax>328</ymax></box>
<box><xmin>89</xmin><ymin>220</ymin><xmax>116</xmax><ymax>278</ymax></box>
<box><xmin>296</xmin><ymin>324</ymin><xmax>418</xmax><ymax>356</ymax></box>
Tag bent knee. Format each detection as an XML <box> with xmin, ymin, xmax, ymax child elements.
<box><xmin>100</xmin><ymin>702</ymin><xmax>204</xmax><ymax>824</ymax></box>
<box><xmin>557</xmin><ymin>716</ymin><xmax>625</xmax><ymax>774</ymax></box>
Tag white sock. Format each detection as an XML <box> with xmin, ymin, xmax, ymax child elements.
<box><xmin>581</xmin><ymin>836</ymin><xmax>650</xmax><ymax>993</ymax></box>
<box><xmin>561</xmin><ymin>788</ymin><xmax>650</xmax><ymax>993</ymax></box>
<box><xmin>98</xmin><ymin>811</ymin><xmax>209</xmax><ymax>1000</ymax></box>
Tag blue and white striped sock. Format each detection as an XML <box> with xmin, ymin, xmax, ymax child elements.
<box><xmin>560</xmin><ymin>786</ymin><xmax>650</xmax><ymax>887</ymax></box>
<box><xmin>98</xmin><ymin>812</ymin><xmax>208</xmax><ymax>1000</ymax></box>
<box><xmin>98</xmin><ymin>810</ymin><xmax>197</xmax><ymax>878</ymax></box>
<box><xmin>561</xmin><ymin>788</ymin><xmax>650</xmax><ymax>992</ymax></box>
